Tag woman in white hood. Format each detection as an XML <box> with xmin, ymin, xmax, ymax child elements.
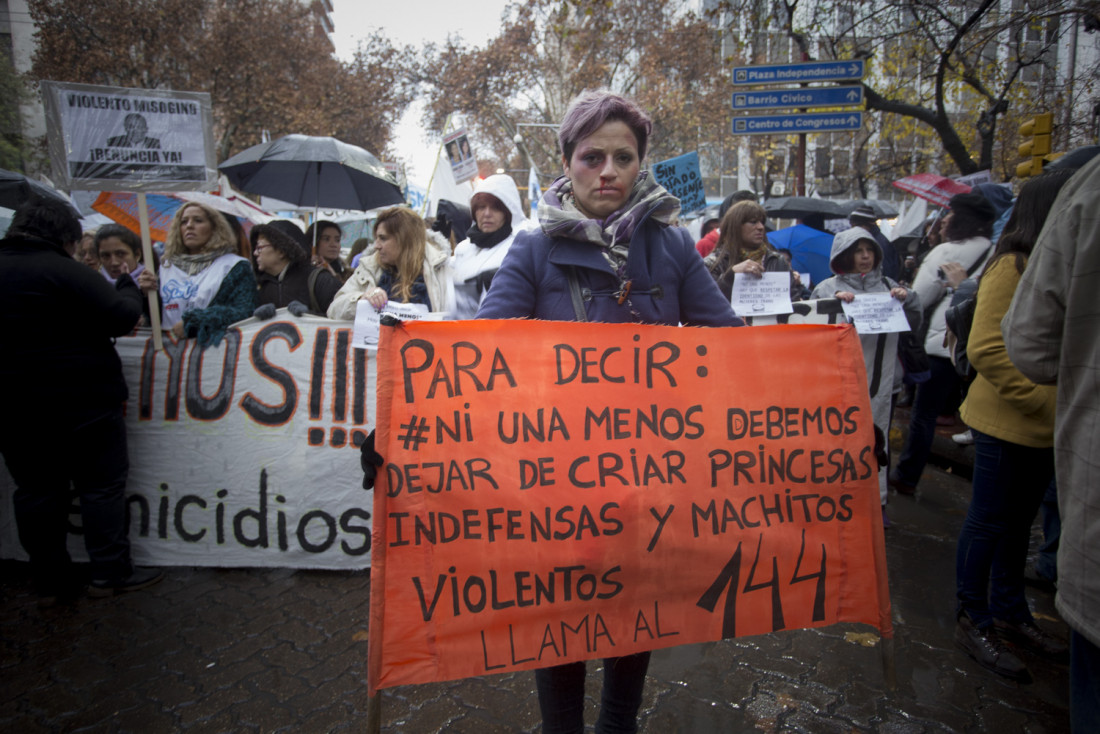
<box><xmin>451</xmin><ymin>173</ymin><xmax>528</xmax><ymax>319</ymax></box>
<box><xmin>811</xmin><ymin>227</ymin><xmax>922</xmax><ymax>525</ymax></box>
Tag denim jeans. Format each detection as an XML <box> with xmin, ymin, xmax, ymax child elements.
<box><xmin>894</xmin><ymin>356</ymin><xmax>960</xmax><ymax>486</ymax></box>
<box><xmin>955</xmin><ymin>428</ymin><xmax>1053</xmax><ymax>627</ymax></box>
<box><xmin>1035</xmin><ymin>477</ymin><xmax>1060</xmax><ymax>582</ymax></box>
<box><xmin>2</xmin><ymin>406</ymin><xmax>133</xmax><ymax>592</ymax></box>
<box><xmin>1071</xmin><ymin>629</ymin><xmax>1100</xmax><ymax>733</ymax></box>
<box><xmin>535</xmin><ymin>652</ymin><xmax>651</xmax><ymax>734</ymax></box>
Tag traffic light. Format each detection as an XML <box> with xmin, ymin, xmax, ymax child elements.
<box><xmin>1016</xmin><ymin>113</ymin><xmax>1053</xmax><ymax>179</ymax></box>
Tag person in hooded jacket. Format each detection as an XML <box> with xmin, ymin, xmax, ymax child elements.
<box><xmin>327</xmin><ymin>206</ymin><xmax>455</xmax><ymax>319</ymax></box>
<box><xmin>811</xmin><ymin>227</ymin><xmax>921</xmax><ymax>525</ymax></box>
<box><xmin>451</xmin><ymin>173</ymin><xmax>529</xmax><ymax>319</ymax></box>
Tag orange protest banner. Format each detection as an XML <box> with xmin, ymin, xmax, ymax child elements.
<box><xmin>368</xmin><ymin>319</ymin><xmax>891</xmax><ymax>692</ymax></box>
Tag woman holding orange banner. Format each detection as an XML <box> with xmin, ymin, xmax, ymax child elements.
<box><xmin>478</xmin><ymin>90</ymin><xmax>741</xmax><ymax>734</ymax></box>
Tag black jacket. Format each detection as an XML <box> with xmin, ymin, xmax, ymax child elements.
<box><xmin>0</xmin><ymin>234</ymin><xmax>142</xmax><ymax>415</ymax></box>
<box><xmin>256</xmin><ymin>260</ymin><xmax>340</xmax><ymax>315</ymax></box>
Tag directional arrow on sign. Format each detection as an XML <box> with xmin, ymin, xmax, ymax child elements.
<box><xmin>731</xmin><ymin>85</ymin><xmax>865</xmax><ymax>112</ymax></box>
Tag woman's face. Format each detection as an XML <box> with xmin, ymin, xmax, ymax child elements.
<box><xmin>98</xmin><ymin>236</ymin><xmax>140</xmax><ymax>278</ymax></box>
<box><xmin>739</xmin><ymin>217</ymin><xmax>766</xmax><ymax>248</ymax></box>
<box><xmin>472</xmin><ymin>195</ymin><xmax>507</xmax><ymax>234</ymax></box>
<box><xmin>316</xmin><ymin>226</ymin><xmax>342</xmax><ymax>262</ymax></box>
<box><xmin>375</xmin><ymin>222</ymin><xmax>400</xmax><ymax>267</ymax></box>
<box><xmin>563</xmin><ymin>120</ymin><xmax>640</xmax><ymax>220</ymax></box>
<box><xmin>253</xmin><ymin>236</ymin><xmax>287</xmax><ymax>276</ymax></box>
<box><xmin>179</xmin><ymin>205</ymin><xmax>214</xmax><ymax>252</ymax></box>
<box><xmin>853</xmin><ymin>240</ymin><xmax>877</xmax><ymax>274</ymax></box>
<box><xmin>78</xmin><ymin>235</ymin><xmax>99</xmax><ymax>268</ymax></box>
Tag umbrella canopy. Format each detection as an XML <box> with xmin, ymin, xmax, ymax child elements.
<box><xmin>766</xmin><ymin>224</ymin><xmax>835</xmax><ymax>287</ymax></box>
<box><xmin>0</xmin><ymin>168</ymin><xmax>81</xmax><ymax>219</ymax></box>
<box><xmin>840</xmin><ymin>198</ymin><xmax>899</xmax><ymax>218</ymax></box>
<box><xmin>92</xmin><ymin>190</ymin><xmax>277</xmax><ymax>242</ymax></box>
<box><xmin>892</xmin><ymin>173</ymin><xmax>971</xmax><ymax>208</ymax></box>
<box><xmin>763</xmin><ymin>196</ymin><xmax>847</xmax><ymax>221</ymax></box>
<box><xmin>219</xmin><ymin>135</ymin><xmax>404</xmax><ymax>212</ymax></box>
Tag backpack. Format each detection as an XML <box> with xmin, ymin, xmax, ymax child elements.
<box><xmin>944</xmin><ymin>278</ymin><xmax>979</xmax><ymax>381</ymax></box>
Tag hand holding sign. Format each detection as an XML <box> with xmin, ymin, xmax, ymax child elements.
<box><xmin>840</xmin><ymin>293</ymin><xmax>910</xmax><ymax>334</ymax></box>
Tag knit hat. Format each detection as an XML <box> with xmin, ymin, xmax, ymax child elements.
<box><xmin>947</xmin><ymin>192</ymin><xmax>996</xmax><ymax>223</ymax></box>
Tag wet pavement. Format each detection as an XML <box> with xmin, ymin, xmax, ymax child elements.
<box><xmin>0</xmin><ymin>410</ymin><xmax>1071</xmax><ymax>733</ymax></box>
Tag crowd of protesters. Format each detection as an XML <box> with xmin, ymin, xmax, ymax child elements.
<box><xmin>3</xmin><ymin>88</ymin><xmax>1098</xmax><ymax>732</ymax></box>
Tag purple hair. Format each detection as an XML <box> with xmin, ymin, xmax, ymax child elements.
<box><xmin>558</xmin><ymin>90</ymin><xmax>652</xmax><ymax>163</ymax></box>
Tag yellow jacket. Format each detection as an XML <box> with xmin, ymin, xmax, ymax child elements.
<box><xmin>960</xmin><ymin>255</ymin><xmax>1055</xmax><ymax>448</ymax></box>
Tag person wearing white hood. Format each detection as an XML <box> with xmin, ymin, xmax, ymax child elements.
<box><xmin>451</xmin><ymin>173</ymin><xmax>528</xmax><ymax>319</ymax></box>
<box><xmin>812</xmin><ymin>227</ymin><xmax>922</xmax><ymax>526</ymax></box>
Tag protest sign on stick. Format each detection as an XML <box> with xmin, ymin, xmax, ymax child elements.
<box><xmin>368</xmin><ymin>319</ymin><xmax>892</xmax><ymax>692</ymax></box>
<box><xmin>42</xmin><ymin>81</ymin><xmax>219</xmax><ymax>352</ymax></box>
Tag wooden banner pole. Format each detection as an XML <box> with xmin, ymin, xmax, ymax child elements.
<box><xmin>135</xmin><ymin>193</ymin><xmax>164</xmax><ymax>352</ymax></box>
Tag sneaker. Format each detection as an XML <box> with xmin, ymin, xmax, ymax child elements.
<box><xmin>994</xmin><ymin>618</ymin><xmax>1069</xmax><ymax>661</ymax></box>
<box><xmin>882</xmin><ymin>506</ymin><xmax>892</xmax><ymax>529</ymax></box>
<box><xmin>88</xmin><ymin>568</ymin><xmax>164</xmax><ymax>598</ymax></box>
<box><xmin>951</xmin><ymin>429</ymin><xmax>975</xmax><ymax>446</ymax></box>
<box><xmin>955</xmin><ymin>614</ymin><xmax>1031</xmax><ymax>682</ymax></box>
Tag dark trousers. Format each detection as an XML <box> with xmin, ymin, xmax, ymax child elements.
<box><xmin>1</xmin><ymin>406</ymin><xmax>133</xmax><ymax>592</ymax></box>
<box><xmin>895</xmin><ymin>356</ymin><xmax>960</xmax><ymax>486</ymax></box>
<box><xmin>535</xmin><ymin>652</ymin><xmax>651</xmax><ymax>734</ymax></box>
<box><xmin>1071</xmin><ymin>629</ymin><xmax>1100</xmax><ymax>733</ymax></box>
<box><xmin>955</xmin><ymin>429</ymin><xmax>1053</xmax><ymax>627</ymax></box>
<box><xmin>1035</xmin><ymin>477</ymin><xmax>1061</xmax><ymax>582</ymax></box>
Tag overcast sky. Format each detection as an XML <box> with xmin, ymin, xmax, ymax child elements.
<box><xmin>329</xmin><ymin>0</ymin><xmax>515</xmax><ymax>183</ymax></box>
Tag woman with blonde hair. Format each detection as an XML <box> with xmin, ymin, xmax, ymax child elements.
<box><xmin>327</xmin><ymin>206</ymin><xmax>454</xmax><ymax>318</ymax></box>
<box><xmin>136</xmin><ymin>201</ymin><xmax>256</xmax><ymax>346</ymax></box>
<box><xmin>703</xmin><ymin>200</ymin><xmax>799</xmax><ymax>300</ymax></box>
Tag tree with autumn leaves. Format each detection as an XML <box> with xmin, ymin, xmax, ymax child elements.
<box><xmin>712</xmin><ymin>0</ymin><xmax>1100</xmax><ymax>185</ymax></box>
<box><xmin>416</xmin><ymin>0</ymin><xmax>735</xmax><ymax>193</ymax></box>
<box><xmin>27</xmin><ymin>0</ymin><xmax>415</xmax><ymax>162</ymax></box>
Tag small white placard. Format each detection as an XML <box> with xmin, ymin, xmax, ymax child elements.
<box><xmin>352</xmin><ymin>300</ymin><xmax>437</xmax><ymax>348</ymax></box>
<box><xmin>840</xmin><ymin>293</ymin><xmax>911</xmax><ymax>334</ymax></box>
<box><xmin>730</xmin><ymin>271</ymin><xmax>793</xmax><ymax>316</ymax></box>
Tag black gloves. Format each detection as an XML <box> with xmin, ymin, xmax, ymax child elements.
<box><xmin>360</xmin><ymin>429</ymin><xmax>384</xmax><ymax>490</ymax></box>
<box><xmin>253</xmin><ymin>303</ymin><xmax>277</xmax><ymax>320</ymax></box>
<box><xmin>287</xmin><ymin>300</ymin><xmax>308</xmax><ymax>317</ymax></box>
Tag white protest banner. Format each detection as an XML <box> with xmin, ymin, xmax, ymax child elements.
<box><xmin>42</xmin><ymin>81</ymin><xmax>217</xmax><ymax>192</ymax></box>
<box><xmin>353</xmin><ymin>301</ymin><xmax>436</xmax><ymax>349</ymax></box>
<box><xmin>443</xmin><ymin>128</ymin><xmax>478</xmax><ymax>184</ymax></box>
<box><xmin>730</xmin><ymin>272</ymin><xmax>794</xmax><ymax>316</ymax></box>
<box><xmin>0</xmin><ymin>314</ymin><xmax>374</xmax><ymax>569</ymax></box>
<box><xmin>841</xmin><ymin>293</ymin><xmax>910</xmax><ymax>334</ymax></box>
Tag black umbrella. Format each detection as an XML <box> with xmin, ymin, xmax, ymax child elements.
<box><xmin>1045</xmin><ymin>145</ymin><xmax>1100</xmax><ymax>171</ymax></box>
<box><xmin>763</xmin><ymin>196</ymin><xmax>847</xmax><ymax>220</ymax></box>
<box><xmin>0</xmin><ymin>168</ymin><xmax>81</xmax><ymax>218</ymax></box>
<box><xmin>218</xmin><ymin>135</ymin><xmax>404</xmax><ymax>212</ymax></box>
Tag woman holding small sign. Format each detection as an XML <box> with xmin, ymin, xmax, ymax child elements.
<box><xmin>811</xmin><ymin>227</ymin><xmax>921</xmax><ymax>525</ymax></box>
<box><xmin>327</xmin><ymin>206</ymin><xmax>455</xmax><ymax>319</ymax></box>
<box><xmin>478</xmin><ymin>90</ymin><xmax>740</xmax><ymax>734</ymax></box>
<box><xmin>137</xmin><ymin>201</ymin><xmax>256</xmax><ymax>347</ymax></box>
<box><xmin>703</xmin><ymin>200</ymin><xmax>801</xmax><ymax>300</ymax></box>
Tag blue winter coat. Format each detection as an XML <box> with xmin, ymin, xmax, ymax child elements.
<box><xmin>477</xmin><ymin>218</ymin><xmax>743</xmax><ymax>327</ymax></box>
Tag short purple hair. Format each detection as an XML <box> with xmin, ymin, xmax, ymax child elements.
<box><xmin>558</xmin><ymin>90</ymin><xmax>652</xmax><ymax>163</ymax></box>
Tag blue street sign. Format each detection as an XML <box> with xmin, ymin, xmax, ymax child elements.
<box><xmin>732</xmin><ymin>112</ymin><xmax>864</xmax><ymax>136</ymax></box>
<box><xmin>732</xmin><ymin>60</ymin><xmax>866</xmax><ymax>86</ymax></box>
<box><xmin>732</xmin><ymin>85</ymin><xmax>863</xmax><ymax>111</ymax></box>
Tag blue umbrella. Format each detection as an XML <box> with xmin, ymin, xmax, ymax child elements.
<box><xmin>767</xmin><ymin>224</ymin><xmax>834</xmax><ymax>287</ymax></box>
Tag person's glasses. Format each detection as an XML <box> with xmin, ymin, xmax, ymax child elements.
<box><xmin>254</xmin><ymin>244</ymin><xmax>270</xmax><ymax>253</ymax></box>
